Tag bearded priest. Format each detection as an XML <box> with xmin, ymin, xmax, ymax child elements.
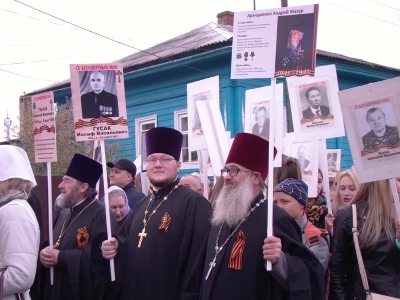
<box><xmin>184</xmin><ymin>133</ymin><xmax>325</xmax><ymax>300</ymax></box>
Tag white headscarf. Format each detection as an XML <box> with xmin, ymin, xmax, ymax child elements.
<box><xmin>0</xmin><ymin>145</ymin><xmax>37</xmax><ymax>187</ymax></box>
<box><xmin>107</xmin><ymin>185</ymin><xmax>130</xmax><ymax>218</ymax></box>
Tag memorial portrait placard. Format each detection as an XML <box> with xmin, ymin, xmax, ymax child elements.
<box><xmin>70</xmin><ymin>63</ymin><xmax>128</xmax><ymax>141</ymax></box>
<box><xmin>231</xmin><ymin>4</ymin><xmax>318</xmax><ymax>79</ymax></box>
<box><xmin>326</xmin><ymin>149</ymin><xmax>341</xmax><ymax>178</ymax></box>
<box><xmin>339</xmin><ymin>76</ymin><xmax>400</xmax><ymax>183</ymax></box>
<box><xmin>187</xmin><ymin>76</ymin><xmax>220</xmax><ymax>151</ymax></box>
<box><xmin>32</xmin><ymin>92</ymin><xmax>57</xmax><ymax>163</ymax></box>
<box><xmin>287</xmin><ymin>64</ymin><xmax>345</xmax><ymax>141</ymax></box>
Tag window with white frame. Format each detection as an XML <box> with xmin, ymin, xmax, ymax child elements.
<box><xmin>174</xmin><ymin>110</ymin><xmax>198</xmax><ymax>165</ymax></box>
<box><xmin>135</xmin><ymin>115</ymin><xmax>157</xmax><ymax>159</ymax></box>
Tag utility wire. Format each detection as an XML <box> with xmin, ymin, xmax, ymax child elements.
<box><xmin>0</xmin><ymin>67</ymin><xmax>56</xmax><ymax>81</ymax></box>
<box><xmin>322</xmin><ymin>0</ymin><xmax>400</xmax><ymax>27</ymax></box>
<box><xmin>13</xmin><ymin>1</ymin><xmax>264</xmax><ymax>89</ymax></box>
<box><xmin>368</xmin><ymin>0</ymin><xmax>400</xmax><ymax>12</ymax></box>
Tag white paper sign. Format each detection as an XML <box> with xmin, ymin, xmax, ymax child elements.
<box><xmin>284</xmin><ymin>134</ymin><xmax>318</xmax><ymax>197</ymax></box>
<box><xmin>32</xmin><ymin>92</ymin><xmax>57</xmax><ymax>163</ymax></box>
<box><xmin>338</xmin><ymin>76</ymin><xmax>400</xmax><ymax>183</ymax></box>
<box><xmin>70</xmin><ymin>63</ymin><xmax>128</xmax><ymax>142</ymax></box>
<box><xmin>231</xmin><ymin>4</ymin><xmax>318</xmax><ymax>79</ymax></box>
<box><xmin>286</xmin><ymin>64</ymin><xmax>345</xmax><ymax>142</ymax></box>
<box><xmin>187</xmin><ymin>76</ymin><xmax>220</xmax><ymax>151</ymax></box>
<box><xmin>326</xmin><ymin>149</ymin><xmax>341</xmax><ymax>178</ymax></box>
<box><xmin>245</xmin><ymin>84</ymin><xmax>284</xmax><ymax>166</ymax></box>
<box><xmin>196</xmin><ymin>100</ymin><xmax>230</xmax><ymax>175</ymax></box>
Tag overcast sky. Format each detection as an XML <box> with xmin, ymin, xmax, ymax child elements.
<box><xmin>1</xmin><ymin>0</ymin><xmax>399</xmax><ymax>141</ymax></box>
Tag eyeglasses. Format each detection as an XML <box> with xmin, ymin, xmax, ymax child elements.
<box><xmin>146</xmin><ymin>157</ymin><xmax>176</xmax><ymax>165</ymax></box>
<box><xmin>221</xmin><ymin>167</ymin><xmax>252</xmax><ymax>177</ymax></box>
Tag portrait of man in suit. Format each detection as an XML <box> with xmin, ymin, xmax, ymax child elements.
<box><xmin>80</xmin><ymin>71</ymin><xmax>119</xmax><ymax>119</ymax></box>
<box><xmin>297</xmin><ymin>144</ymin><xmax>311</xmax><ymax>173</ymax></box>
<box><xmin>361</xmin><ymin>107</ymin><xmax>400</xmax><ymax>150</ymax></box>
<box><xmin>251</xmin><ymin>106</ymin><xmax>270</xmax><ymax>139</ymax></box>
<box><xmin>302</xmin><ymin>86</ymin><xmax>331</xmax><ymax>120</ymax></box>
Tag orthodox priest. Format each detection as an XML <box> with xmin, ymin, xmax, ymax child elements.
<box><xmin>183</xmin><ymin>133</ymin><xmax>325</xmax><ymax>300</ymax></box>
<box><xmin>39</xmin><ymin>153</ymin><xmax>115</xmax><ymax>300</ymax></box>
<box><xmin>101</xmin><ymin>127</ymin><xmax>212</xmax><ymax>299</ymax></box>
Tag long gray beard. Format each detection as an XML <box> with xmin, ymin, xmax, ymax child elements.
<box><xmin>287</xmin><ymin>41</ymin><xmax>298</xmax><ymax>50</ymax></box>
<box><xmin>211</xmin><ymin>176</ymin><xmax>255</xmax><ymax>227</ymax></box>
<box><xmin>56</xmin><ymin>186</ymin><xmax>80</xmax><ymax>209</ymax></box>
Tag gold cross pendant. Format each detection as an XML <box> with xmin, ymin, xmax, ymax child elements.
<box><xmin>138</xmin><ymin>228</ymin><xmax>147</xmax><ymax>248</ymax></box>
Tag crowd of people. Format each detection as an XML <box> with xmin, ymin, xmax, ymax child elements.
<box><xmin>0</xmin><ymin>127</ymin><xmax>399</xmax><ymax>299</ymax></box>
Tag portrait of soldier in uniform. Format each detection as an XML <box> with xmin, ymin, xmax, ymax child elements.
<box><xmin>361</xmin><ymin>107</ymin><xmax>400</xmax><ymax>150</ymax></box>
<box><xmin>80</xmin><ymin>71</ymin><xmax>119</xmax><ymax>119</ymax></box>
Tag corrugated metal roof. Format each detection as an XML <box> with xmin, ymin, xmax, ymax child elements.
<box><xmin>24</xmin><ymin>23</ymin><xmax>399</xmax><ymax>96</ymax></box>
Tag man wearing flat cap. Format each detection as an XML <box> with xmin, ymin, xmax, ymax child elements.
<box><xmin>106</xmin><ymin>158</ymin><xmax>145</xmax><ymax>208</ymax></box>
<box><xmin>101</xmin><ymin>127</ymin><xmax>211</xmax><ymax>299</ymax></box>
<box><xmin>184</xmin><ymin>133</ymin><xmax>324</xmax><ymax>300</ymax></box>
<box><xmin>39</xmin><ymin>153</ymin><xmax>115</xmax><ymax>300</ymax></box>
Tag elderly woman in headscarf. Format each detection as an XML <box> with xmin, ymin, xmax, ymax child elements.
<box><xmin>107</xmin><ymin>186</ymin><xmax>132</xmax><ymax>231</ymax></box>
<box><xmin>0</xmin><ymin>145</ymin><xmax>40</xmax><ymax>300</ymax></box>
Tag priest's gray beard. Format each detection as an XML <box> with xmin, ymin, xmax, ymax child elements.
<box><xmin>57</xmin><ymin>184</ymin><xmax>81</xmax><ymax>208</ymax></box>
<box><xmin>287</xmin><ymin>41</ymin><xmax>299</xmax><ymax>50</ymax></box>
<box><xmin>211</xmin><ymin>175</ymin><xmax>255</xmax><ymax>228</ymax></box>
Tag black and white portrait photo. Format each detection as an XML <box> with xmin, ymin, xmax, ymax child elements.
<box><xmin>297</xmin><ymin>144</ymin><xmax>312</xmax><ymax>174</ymax></box>
<box><xmin>251</xmin><ymin>105</ymin><xmax>270</xmax><ymax>139</ymax></box>
<box><xmin>300</xmin><ymin>85</ymin><xmax>331</xmax><ymax>120</ymax></box>
<box><xmin>79</xmin><ymin>70</ymin><xmax>119</xmax><ymax>119</ymax></box>
<box><xmin>361</xmin><ymin>106</ymin><xmax>400</xmax><ymax>150</ymax></box>
<box><xmin>326</xmin><ymin>149</ymin><xmax>341</xmax><ymax>178</ymax></box>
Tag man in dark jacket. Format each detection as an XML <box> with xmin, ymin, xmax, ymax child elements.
<box><xmin>106</xmin><ymin>159</ymin><xmax>145</xmax><ymax>208</ymax></box>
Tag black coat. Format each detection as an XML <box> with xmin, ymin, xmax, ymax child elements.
<box><xmin>183</xmin><ymin>194</ymin><xmax>325</xmax><ymax>300</ymax></box>
<box><xmin>329</xmin><ymin>200</ymin><xmax>400</xmax><ymax>299</ymax></box>
<box><xmin>302</xmin><ymin>105</ymin><xmax>330</xmax><ymax>120</ymax></box>
<box><xmin>81</xmin><ymin>90</ymin><xmax>119</xmax><ymax>119</ymax></box>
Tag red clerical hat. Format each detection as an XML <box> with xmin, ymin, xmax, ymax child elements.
<box><xmin>226</xmin><ymin>133</ymin><xmax>277</xmax><ymax>180</ymax></box>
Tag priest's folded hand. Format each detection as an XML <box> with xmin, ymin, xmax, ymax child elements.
<box><xmin>101</xmin><ymin>237</ymin><xmax>118</xmax><ymax>260</ymax></box>
<box><xmin>40</xmin><ymin>247</ymin><xmax>59</xmax><ymax>268</ymax></box>
<box><xmin>262</xmin><ymin>236</ymin><xmax>282</xmax><ymax>265</ymax></box>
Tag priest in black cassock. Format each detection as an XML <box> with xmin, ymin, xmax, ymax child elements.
<box><xmin>101</xmin><ymin>127</ymin><xmax>212</xmax><ymax>299</ymax></box>
<box><xmin>183</xmin><ymin>133</ymin><xmax>325</xmax><ymax>300</ymax></box>
<box><xmin>39</xmin><ymin>154</ymin><xmax>115</xmax><ymax>300</ymax></box>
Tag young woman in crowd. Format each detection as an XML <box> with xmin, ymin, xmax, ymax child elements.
<box><xmin>325</xmin><ymin>169</ymin><xmax>359</xmax><ymax>233</ymax></box>
<box><xmin>329</xmin><ymin>179</ymin><xmax>400</xmax><ymax>299</ymax></box>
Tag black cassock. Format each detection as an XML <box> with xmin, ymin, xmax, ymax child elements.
<box><xmin>41</xmin><ymin>197</ymin><xmax>115</xmax><ymax>300</ymax></box>
<box><xmin>103</xmin><ymin>180</ymin><xmax>212</xmax><ymax>300</ymax></box>
<box><xmin>184</xmin><ymin>193</ymin><xmax>325</xmax><ymax>300</ymax></box>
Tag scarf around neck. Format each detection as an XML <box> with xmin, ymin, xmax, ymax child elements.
<box><xmin>0</xmin><ymin>189</ymin><xmax>26</xmax><ymax>208</ymax></box>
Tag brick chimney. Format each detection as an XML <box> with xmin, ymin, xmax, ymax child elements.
<box><xmin>217</xmin><ymin>11</ymin><xmax>234</xmax><ymax>26</ymax></box>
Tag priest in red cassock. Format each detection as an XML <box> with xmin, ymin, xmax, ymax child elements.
<box><xmin>183</xmin><ymin>132</ymin><xmax>325</xmax><ymax>300</ymax></box>
<box><xmin>100</xmin><ymin>127</ymin><xmax>212</xmax><ymax>299</ymax></box>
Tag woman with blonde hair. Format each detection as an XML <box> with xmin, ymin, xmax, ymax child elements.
<box><xmin>0</xmin><ymin>145</ymin><xmax>40</xmax><ymax>300</ymax></box>
<box><xmin>325</xmin><ymin>169</ymin><xmax>359</xmax><ymax>233</ymax></box>
<box><xmin>329</xmin><ymin>179</ymin><xmax>400</xmax><ymax>299</ymax></box>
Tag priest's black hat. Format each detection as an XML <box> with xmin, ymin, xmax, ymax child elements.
<box><xmin>65</xmin><ymin>153</ymin><xmax>102</xmax><ymax>188</ymax></box>
<box><xmin>145</xmin><ymin>127</ymin><xmax>183</xmax><ymax>161</ymax></box>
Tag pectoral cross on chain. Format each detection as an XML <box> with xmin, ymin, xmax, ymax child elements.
<box><xmin>205</xmin><ymin>256</ymin><xmax>217</xmax><ymax>280</ymax></box>
<box><xmin>138</xmin><ymin>228</ymin><xmax>147</xmax><ymax>248</ymax></box>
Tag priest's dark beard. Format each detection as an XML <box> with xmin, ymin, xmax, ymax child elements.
<box><xmin>211</xmin><ymin>176</ymin><xmax>255</xmax><ymax>227</ymax></box>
